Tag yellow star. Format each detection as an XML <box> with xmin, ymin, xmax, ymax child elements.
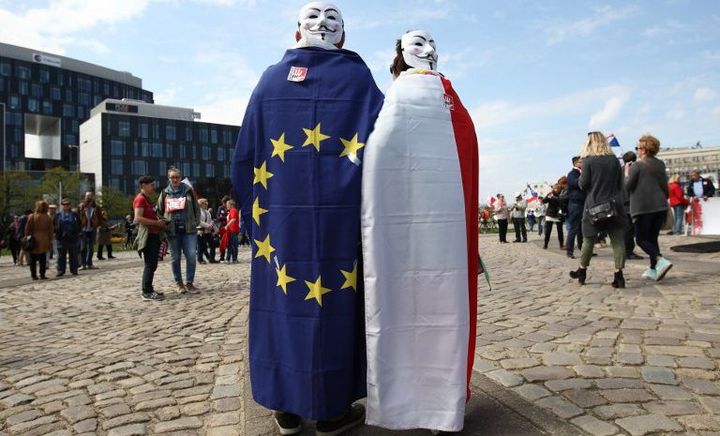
<box><xmin>252</xmin><ymin>196</ymin><xmax>268</xmax><ymax>226</ymax></box>
<box><xmin>253</xmin><ymin>161</ymin><xmax>274</xmax><ymax>190</ymax></box>
<box><xmin>340</xmin><ymin>262</ymin><xmax>358</xmax><ymax>291</ymax></box>
<box><xmin>253</xmin><ymin>234</ymin><xmax>275</xmax><ymax>263</ymax></box>
<box><xmin>302</xmin><ymin>123</ymin><xmax>330</xmax><ymax>152</ymax></box>
<box><xmin>275</xmin><ymin>264</ymin><xmax>296</xmax><ymax>294</ymax></box>
<box><xmin>339</xmin><ymin>134</ymin><xmax>365</xmax><ymax>159</ymax></box>
<box><xmin>304</xmin><ymin>275</ymin><xmax>333</xmax><ymax>306</ymax></box>
<box><xmin>270</xmin><ymin>133</ymin><xmax>294</xmax><ymax>162</ymax></box>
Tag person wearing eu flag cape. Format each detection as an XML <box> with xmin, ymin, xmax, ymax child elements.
<box><xmin>361</xmin><ymin>30</ymin><xmax>479</xmax><ymax>432</ymax></box>
<box><xmin>231</xmin><ymin>2</ymin><xmax>383</xmax><ymax>435</ymax></box>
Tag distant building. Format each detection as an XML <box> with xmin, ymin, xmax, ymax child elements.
<box><xmin>0</xmin><ymin>41</ymin><xmax>153</xmax><ymax>172</ymax></box>
<box><xmin>658</xmin><ymin>145</ymin><xmax>720</xmax><ymax>182</ymax></box>
<box><xmin>80</xmin><ymin>99</ymin><xmax>239</xmax><ymax>200</ymax></box>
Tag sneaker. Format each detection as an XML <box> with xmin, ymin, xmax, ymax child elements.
<box><xmin>185</xmin><ymin>283</ymin><xmax>199</xmax><ymax>293</ymax></box>
<box><xmin>655</xmin><ymin>257</ymin><xmax>673</xmax><ymax>281</ymax></box>
<box><xmin>273</xmin><ymin>412</ymin><xmax>302</xmax><ymax>435</ymax></box>
<box><xmin>316</xmin><ymin>404</ymin><xmax>365</xmax><ymax>436</ymax></box>
<box><xmin>176</xmin><ymin>282</ymin><xmax>187</xmax><ymax>293</ymax></box>
<box><xmin>641</xmin><ymin>268</ymin><xmax>657</xmax><ymax>280</ymax></box>
<box><xmin>142</xmin><ymin>292</ymin><xmax>165</xmax><ymax>301</ymax></box>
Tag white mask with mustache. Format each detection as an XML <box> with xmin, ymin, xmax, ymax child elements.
<box><xmin>296</xmin><ymin>2</ymin><xmax>344</xmax><ymax>50</ymax></box>
<box><xmin>401</xmin><ymin>30</ymin><xmax>438</xmax><ymax>71</ymax></box>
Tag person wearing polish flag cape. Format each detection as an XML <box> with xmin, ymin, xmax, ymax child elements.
<box><xmin>361</xmin><ymin>30</ymin><xmax>479</xmax><ymax>432</ymax></box>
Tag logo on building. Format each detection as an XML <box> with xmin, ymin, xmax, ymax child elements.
<box><xmin>32</xmin><ymin>53</ymin><xmax>62</xmax><ymax>68</ymax></box>
<box><xmin>105</xmin><ymin>102</ymin><xmax>139</xmax><ymax>113</ymax></box>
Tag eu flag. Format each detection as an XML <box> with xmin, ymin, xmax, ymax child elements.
<box><xmin>232</xmin><ymin>47</ymin><xmax>384</xmax><ymax>420</ymax></box>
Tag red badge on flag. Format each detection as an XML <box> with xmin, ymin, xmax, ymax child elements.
<box><xmin>287</xmin><ymin>66</ymin><xmax>308</xmax><ymax>82</ymax></box>
<box><xmin>443</xmin><ymin>93</ymin><xmax>455</xmax><ymax>111</ymax></box>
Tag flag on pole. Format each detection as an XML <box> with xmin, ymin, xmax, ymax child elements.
<box><xmin>526</xmin><ymin>185</ymin><xmax>538</xmax><ymax>203</ymax></box>
<box><xmin>607</xmin><ymin>133</ymin><xmax>620</xmax><ymax>148</ymax></box>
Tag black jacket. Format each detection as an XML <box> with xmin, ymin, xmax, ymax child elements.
<box><xmin>578</xmin><ymin>154</ymin><xmax>627</xmax><ymax>236</ymax></box>
<box><xmin>542</xmin><ymin>193</ymin><xmax>564</xmax><ymax>219</ymax></box>
<box><xmin>53</xmin><ymin>211</ymin><xmax>81</xmax><ymax>242</ymax></box>
<box><xmin>686</xmin><ymin>177</ymin><xmax>716</xmax><ymax>198</ymax></box>
<box><xmin>566</xmin><ymin>167</ymin><xmax>586</xmax><ymax>204</ymax></box>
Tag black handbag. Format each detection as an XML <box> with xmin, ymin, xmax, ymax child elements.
<box><xmin>21</xmin><ymin>235</ymin><xmax>35</xmax><ymax>251</ymax></box>
<box><xmin>587</xmin><ymin>200</ymin><xmax>615</xmax><ymax>224</ymax></box>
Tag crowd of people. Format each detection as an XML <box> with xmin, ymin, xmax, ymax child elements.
<box><xmin>492</xmin><ymin>132</ymin><xmax>717</xmax><ymax>288</ymax></box>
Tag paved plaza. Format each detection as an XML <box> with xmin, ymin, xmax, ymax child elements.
<box><xmin>0</xmin><ymin>232</ymin><xmax>719</xmax><ymax>435</ymax></box>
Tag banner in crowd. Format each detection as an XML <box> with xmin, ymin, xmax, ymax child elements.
<box><xmin>689</xmin><ymin>197</ymin><xmax>720</xmax><ymax>235</ymax></box>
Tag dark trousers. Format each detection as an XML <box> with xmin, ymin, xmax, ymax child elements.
<box><xmin>544</xmin><ymin>220</ymin><xmax>564</xmax><ymax>248</ymax></box>
<box><xmin>624</xmin><ymin>214</ymin><xmax>636</xmax><ymax>255</ymax></box>
<box><xmin>497</xmin><ymin>219</ymin><xmax>508</xmax><ymax>242</ymax></box>
<box><xmin>97</xmin><ymin>244</ymin><xmax>113</xmax><ymax>258</ymax></box>
<box><xmin>57</xmin><ymin>240</ymin><xmax>79</xmax><ymax>274</ymax></box>
<box><xmin>80</xmin><ymin>230</ymin><xmax>96</xmax><ymax>267</ymax></box>
<box><xmin>141</xmin><ymin>233</ymin><xmax>161</xmax><ymax>294</ymax></box>
<box><xmin>198</xmin><ymin>233</ymin><xmax>212</xmax><ymax>262</ymax></box>
<box><xmin>565</xmin><ymin>203</ymin><xmax>583</xmax><ymax>255</ymax></box>
<box><xmin>29</xmin><ymin>253</ymin><xmax>47</xmax><ymax>279</ymax></box>
<box><xmin>512</xmin><ymin>217</ymin><xmax>527</xmax><ymax>242</ymax></box>
<box><xmin>634</xmin><ymin>210</ymin><xmax>665</xmax><ymax>268</ymax></box>
<box><xmin>228</xmin><ymin>233</ymin><xmax>239</xmax><ymax>261</ymax></box>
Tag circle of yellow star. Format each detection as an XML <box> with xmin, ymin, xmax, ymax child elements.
<box><xmin>253</xmin><ymin>234</ymin><xmax>275</xmax><ymax>263</ymax></box>
<box><xmin>253</xmin><ymin>161</ymin><xmax>274</xmax><ymax>190</ymax></box>
<box><xmin>252</xmin><ymin>196</ymin><xmax>268</xmax><ymax>226</ymax></box>
<box><xmin>304</xmin><ymin>275</ymin><xmax>333</xmax><ymax>306</ymax></box>
<box><xmin>339</xmin><ymin>134</ymin><xmax>365</xmax><ymax>159</ymax></box>
<box><xmin>271</xmin><ymin>133</ymin><xmax>294</xmax><ymax>162</ymax></box>
<box><xmin>340</xmin><ymin>262</ymin><xmax>358</xmax><ymax>292</ymax></box>
<box><xmin>302</xmin><ymin>123</ymin><xmax>330</xmax><ymax>152</ymax></box>
<box><xmin>275</xmin><ymin>264</ymin><xmax>296</xmax><ymax>294</ymax></box>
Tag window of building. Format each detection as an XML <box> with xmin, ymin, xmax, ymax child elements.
<box><xmin>16</xmin><ymin>65</ymin><xmax>31</xmax><ymax>80</ymax></box>
<box><xmin>0</xmin><ymin>77</ymin><xmax>4</xmax><ymax>92</ymax></box>
<box><xmin>9</xmin><ymin>95</ymin><xmax>20</xmax><ymax>110</ymax></box>
<box><xmin>133</xmin><ymin>160</ymin><xmax>147</xmax><ymax>175</ymax></box>
<box><xmin>119</xmin><ymin>121</ymin><xmax>131</xmax><ymax>137</ymax></box>
<box><xmin>31</xmin><ymin>83</ymin><xmax>43</xmax><ymax>98</ymax></box>
<box><xmin>210</xmin><ymin>128</ymin><xmax>217</xmax><ymax>144</ymax></box>
<box><xmin>217</xmin><ymin>147</ymin><xmax>225</xmax><ymax>161</ymax></box>
<box><xmin>152</xmin><ymin>142</ymin><xmax>163</xmax><ymax>157</ymax></box>
<box><xmin>111</xmin><ymin>159</ymin><xmax>124</xmax><ymax>174</ymax></box>
<box><xmin>0</xmin><ymin>62</ymin><xmax>10</xmax><ymax>76</ymax></box>
<box><xmin>57</xmin><ymin>71</ymin><xmax>64</xmax><ymax>86</ymax></box>
<box><xmin>77</xmin><ymin>106</ymin><xmax>86</xmax><ymax>119</ymax></box>
<box><xmin>65</xmin><ymin>89</ymin><xmax>73</xmax><ymax>103</ymax></box>
<box><xmin>103</xmin><ymin>83</ymin><xmax>110</xmax><ymax>96</ymax></box>
<box><xmin>185</xmin><ymin>126</ymin><xmax>193</xmax><ymax>141</ymax></box>
<box><xmin>205</xmin><ymin>163</ymin><xmax>215</xmax><ymax>177</ymax></box>
<box><xmin>183</xmin><ymin>163</ymin><xmax>192</xmax><ymax>176</ymax></box>
<box><xmin>93</xmin><ymin>95</ymin><xmax>102</xmax><ymax>106</ymax></box>
<box><xmin>193</xmin><ymin>163</ymin><xmax>199</xmax><ymax>176</ymax></box>
<box><xmin>77</xmin><ymin>77</ymin><xmax>92</xmax><ymax>92</ymax></box>
<box><xmin>202</xmin><ymin>146</ymin><xmax>210</xmax><ymax>160</ymax></box>
<box><xmin>199</xmin><ymin>127</ymin><xmax>208</xmax><ymax>143</ymax></box>
<box><xmin>42</xmin><ymin>100</ymin><xmax>53</xmax><ymax>114</ymax></box>
<box><xmin>78</xmin><ymin>93</ymin><xmax>90</xmax><ymax>106</ymax></box>
<box><xmin>141</xmin><ymin>141</ymin><xmax>150</xmax><ymax>157</ymax></box>
<box><xmin>111</xmin><ymin>140</ymin><xmax>126</xmax><ymax>156</ymax></box>
<box><xmin>64</xmin><ymin>134</ymin><xmax>76</xmax><ymax>145</ymax></box>
<box><xmin>109</xmin><ymin>177</ymin><xmax>120</xmax><ymax>190</ymax></box>
<box><xmin>179</xmin><ymin>143</ymin><xmax>186</xmax><ymax>159</ymax></box>
<box><xmin>18</xmin><ymin>81</ymin><xmax>28</xmax><ymax>96</ymax></box>
<box><xmin>166</xmin><ymin>125</ymin><xmax>176</xmax><ymax>140</ymax></box>
<box><xmin>152</xmin><ymin>123</ymin><xmax>160</xmax><ymax>139</ymax></box>
<box><xmin>49</xmin><ymin>86</ymin><xmax>61</xmax><ymax>100</ymax></box>
<box><xmin>28</xmin><ymin>99</ymin><xmax>39</xmax><ymax>113</ymax></box>
<box><xmin>139</xmin><ymin>123</ymin><xmax>149</xmax><ymax>138</ymax></box>
<box><xmin>223</xmin><ymin>129</ymin><xmax>233</xmax><ymax>144</ymax></box>
<box><xmin>191</xmin><ymin>145</ymin><xmax>197</xmax><ymax>159</ymax></box>
<box><xmin>39</xmin><ymin>69</ymin><xmax>50</xmax><ymax>83</ymax></box>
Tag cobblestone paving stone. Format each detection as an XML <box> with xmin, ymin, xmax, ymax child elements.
<box><xmin>474</xmin><ymin>233</ymin><xmax>720</xmax><ymax>435</ymax></box>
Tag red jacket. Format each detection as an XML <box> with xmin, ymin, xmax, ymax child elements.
<box><xmin>668</xmin><ymin>182</ymin><xmax>688</xmax><ymax>207</ymax></box>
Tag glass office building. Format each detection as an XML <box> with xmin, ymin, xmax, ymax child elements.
<box><xmin>0</xmin><ymin>42</ymin><xmax>153</xmax><ymax>171</ymax></box>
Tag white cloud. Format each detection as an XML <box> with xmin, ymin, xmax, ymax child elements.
<box><xmin>589</xmin><ymin>95</ymin><xmax>628</xmax><ymax>130</ymax></box>
<box><xmin>543</xmin><ymin>5</ymin><xmax>637</xmax><ymax>45</ymax></box>
<box><xmin>0</xmin><ymin>0</ymin><xmax>151</xmax><ymax>54</ymax></box>
<box><xmin>694</xmin><ymin>87</ymin><xmax>717</xmax><ymax>102</ymax></box>
<box><xmin>666</xmin><ymin>109</ymin><xmax>685</xmax><ymax>120</ymax></box>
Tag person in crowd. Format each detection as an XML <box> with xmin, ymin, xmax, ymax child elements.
<box><xmin>47</xmin><ymin>204</ymin><xmax>57</xmax><ymax>266</ymax></box>
<box><xmin>626</xmin><ymin>134</ymin><xmax>672</xmax><ymax>281</ymax></box>
<box><xmin>526</xmin><ymin>208</ymin><xmax>536</xmax><ymax>232</ymax></box>
<box><xmin>668</xmin><ymin>174</ymin><xmax>688</xmax><ymax>235</ymax></box>
<box><xmin>16</xmin><ymin>209</ymin><xmax>33</xmax><ymax>267</ymax></box>
<box><xmin>231</xmin><ymin>3</ymin><xmax>382</xmax><ymax>433</ymax></box>
<box><xmin>196</xmin><ymin>198</ymin><xmax>215</xmax><ymax>264</ymax></box>
<box><xmin>621</xmin><ymin>151</ymin><xmax>644</xmax><ymax>260</ymax></box>
<box><xmin>494</xmin><ymin>194</ymin><xmax>509</xmax><ymax>243</ymax></box>
<box><xmin>225</xmin><ymin>199</ymin><xmax>240</xmax><ymax>263</ymax></box>
<box><xmin>97</xmin><ymin>210</ymin><xmax>118</xmax><ymax>260</ymax></box>
<box><xmin>686</xmin><ymin>169</ymin><xmax>716</xmax><ymax>200</ymax></box>
<box><xmin>158</xmin><ymin>167</ymin><xmax>201</xmax><ymax>294</ymax></box>
<box><xmin>25</xmin><ymin>200</ymin><xmax>54</xmax><ymax>280</ymax></box>
<box><xmin>565</xmin><ymin>156</ymin><xmax>585</xmax><ymax>258</ymax></box>
<box><xmin>569</xmin><ymin>132</ymin><xmax>627</xmax><ymax>288</ymax></box>
<box><xmin>54</xmin><ymin>198</ymin><xmax>81</xmax><ymax>277</ymax></box>
<box><xmin>78</xmin><ymin>191</ymin><xmax>104</xmax><ymax>270</ymax></box>
<box><xmin>134</xmin><ymin>176</ymin><xmax>167</xmax><ymax>301</ymax></box>
<box><xmin>123</xmin><ymin>214</ymin><xmax>136</xmax><ymax>248</ymax></box>
<box><xmin>7</xmin><ymin>215</ymin><xmax>21</xmax><ymax>265</ymax></box>
<box><xmin>511</xmin><ymin>193</ymin><xmax>527</xmax><ymax>242</ymax></box>
<box><xmin>535</xmin><ymin>197</ymin><xmax>546</xmax><ymax>236</ymax></box>
<box><xmin>542</xmin><ymin>184</ymin><xmax>565</xmax><ymax>250</ymax></box>
<box><xmin>216</xmin><ymin>195</ymin><xmax>230</xmax><ymax>226</ymax></box>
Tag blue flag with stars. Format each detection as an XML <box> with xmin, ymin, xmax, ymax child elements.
<box><xmin>232</xmin><ymin>47</ymin><xmax>384</xmax><ymax>420</ymax></box>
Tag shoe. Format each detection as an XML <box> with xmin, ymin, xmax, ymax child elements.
<box><xmin>97</xmin><ymin>257</ymin><xmax>105</xmax><ymax>260</ymax></box>
<box><xmin>665</xmin><ymin>230</ymin><xmax>674</xmax><ymax>235</ymax></box>
<box><xmin>512</xmin><ymin>240</ymin><xmax>521</xmax><ymax>243</ymax></box>
<box><xmin>641</xmin><ymin>268</ymin><xmax>657</xmax><ymax>280</ymax></box>
<box><xmin>273</xmin><ymin>412</ymin><xmax>302</xmax><ymax>435</ymax></box>
<box><xmin>655</xmin><ymin>257</ymin><xmax>673</xmax><ymax>281</ymax></box>
<box><xmin>567</xmin><ymin>254</ymin><xmax>576</xmax><ymax>259</ymax></box>
<box><xmin>186</xmin><ymin>283</ymin><xmax>199</xmax><ymax>293</ymax></box>
<box><xmin>176</xmin><ymin>282</ymin><xmax>187</xmax><ymax>293</ymax></box>
<box><xmin>209</xmin><ymin>260</ymin><xmax>218</xmax><ymax>263</ymax></box>
<box><xmin>543</xmin><ymin>245</ymin><xmax>548</xmax><ymax>249</ymax></box>
<box><xmin>40</xmin><ymin>275</ymin><xmax>47</xmax><ymax>280</ymax></box>
<box><xmin>88</xmin><ymin>265</ymin><xmax>98</xmax><ymax>270</ymax></box>
<box><xmin>108</xmin><ymin>256</ymin><xmax>116</xmax><ymax>259</ymax></box>
<box><xmin>71</xmin><ymin>271</ymin><xmax>78</xmax><ymax>276</ymax></box>
<box><xmin>569</xmin><ymin>267</ymin><xmax>586</xmax><ymax>285</ymax></box>
<box><xmin>612</xmin><ymin>270</ymin><xmax>625</xmax><ymax>288</ymax></box>
<box><xmin>142</xmin><ymin>292</ymin><xmax>165</xmax><ymax>301</ymax></box>
<box><xmin>560</xmin><ymin>245</ymin><xmax>566</xmax><ymax>250</ymax></box>
<box><xmin>198</xmin><ymin>260</ymin><xmax>207</xmax><ymax>264</ymax></box>
<box><xmin>626</xmin><ymin>252</ymin><xmax>644</xmax><ymax>260</ymax></box>
<box><xmin>316</xmin><ymin>404</ymin><xmax>365</xmax><ymax>436</ymax></box>
<box><xmin>56</xmin><ymin>273</ymin><xmax>64</xmax><ymax>278</ymax></box>
<box><xmin>80</xmin><ymin>265</ymin><xmax>87</xmax><ymax>270</ymax></box>
<box><xmin>31</xmin><ymin>276</ymin><xmax>38</xmax><ymax>280</ymax></box>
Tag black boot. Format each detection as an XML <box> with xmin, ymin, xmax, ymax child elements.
<box><xmin>569</xmin><ymin>267</ymin><xmax>586</xmax><ymax>285</ymax></box>
<box><xmin>612</xmin><ymin>270</ymin><xmax>625</xmax><ymax>288</ymax></box>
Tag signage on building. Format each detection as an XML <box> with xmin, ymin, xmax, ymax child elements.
<box><xmin>105</xmin><ymin>102</ymin><xmax>139</xmax><ymax>114</ymax></box>
<box><xmin>32</xmin><ymin>53</ymin><xmax>62</xmax><ymax>68</ymax></box>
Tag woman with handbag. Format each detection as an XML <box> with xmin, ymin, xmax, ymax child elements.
<box><xmin>25</xmin><ymin>200</ymin><xmax>54</xmax><ymax>280</ymax></box>
<box><xmin>626</xmin><ymin>134</ymin><xmax>672</xmax><ymax>281</ymax></box>
<box><xmin>668</xmin><ymin>174</ymin><xmax>688</xmax><ymax>235</ymax></box>
<box><xmin>569</xmin><ymin>132</ymin><xmax>627</xmax><ymax>288</ymax></box>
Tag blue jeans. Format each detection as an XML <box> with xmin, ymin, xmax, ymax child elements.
<box><xmin>672</xmin><ymin>205</ymin><xmax>685</xmax><ymax>235</ymax></box>
<box><xmin>57</xmin><ymin>240</ymin><xmax>79</xmax><ymax>274</ymax></box>
<box><xmin>80</xmin><ymin>230</ymin><xmax>95</xmax><ymax>267</ymax></box>
<box><xmin>228</xmin><ymin>233</ymin><xmax>239</xmax><ymax>261</ymax></box>
<box><xmin>565</xmin><ymin>202</ymin><xmax>583</xmax><ymax>255</ymax></box>
<box><xmin>169</xmin><ymin>232</ymin><xmax>197</xmax><ymax>284</ymax></box>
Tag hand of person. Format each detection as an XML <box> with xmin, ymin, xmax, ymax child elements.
<box><xmin>156</xmin><ymin>220</ymin><xmax>167</xmax><ymax>228</ymax></box>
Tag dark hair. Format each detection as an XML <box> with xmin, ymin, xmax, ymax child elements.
<box><xmin>390</xmin><ymin>38</ymin><xmax>412</xmax><ymax>78</ymax></box>
<box><xmin>622</xmin><ymin>151</ymin><xmax>637</xmax><ymax>163</ymax></box>
<box><xmin>138</xmin><ymin>175</ymin><xmax>155</xmax><ymax>185</ymax></box>
<box><xmin>572</xmin><ymin>155</ymin><xmax>581</xmax><ymax>165</ymax></box>
<box><xmin>221</xmin><ymin>195</ymin><xmax>231</xmax><ymax>203</ymax></box>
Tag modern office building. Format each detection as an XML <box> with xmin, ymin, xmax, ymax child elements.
<box><xmin>658</xmin><ymin>145</ymin><xmax>720</xmax><ymax>182</ymax></box>
<box><xmin>80</xmin><ymin>99</ymin><xmax>238</xmax><ymax>199</ymax></box>
<box><xmin>0</xmin><ymin>41</ymin><xmax>153</xmax><ymax>172</ymax></box>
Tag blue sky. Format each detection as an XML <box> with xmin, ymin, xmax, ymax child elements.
<box><xmin>2</xmin><ymin>0</ymin><xmax>720</xmax><ymax>201</ymax></box>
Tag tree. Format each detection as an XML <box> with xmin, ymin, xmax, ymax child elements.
<box><xmin>98</xmin><ymin>185</ymin><xmax>133</xmax><ymax>219</ymax></box>
<box><xmin>33</xmin><ymin>166</ymin><xmax>83</xmax><ymax>205</ymax></box>
<box><xmin>0</xmin><ymin>170</ymin><xmax>34</xmax><ymax>217</ymax></box>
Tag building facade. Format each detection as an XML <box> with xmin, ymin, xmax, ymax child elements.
<box><xmin>0</xmin><ymin>42</ymin><xmax>153</xmax><ymax>171</ymax></box>
<box><xmin>658</xmin><ymin>145</ymin><xmax>720</xmax><ymax>182</ymax></box>
<box><xmin>80</xmin><ymin>99</ymin><xmax>238</xmax><ymax>200</ymax></box>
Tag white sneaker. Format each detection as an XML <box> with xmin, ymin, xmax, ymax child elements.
<box><xmin>655</xmin><ymin>257</ymin><xmax>673</xmax><ymax>281</ymax></box>
<box><xmin>641</xmin><ymin>268</ymin><xmax>657</xmax><ymax>280</ymax></box>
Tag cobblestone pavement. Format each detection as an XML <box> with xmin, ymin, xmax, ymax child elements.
<box><xmin>475</xmin><ymin>232</ymin><xmax>720</xmax><ymax>436</ymax></box>
<box><xmin>1</xmin><ymin>232</ymin><xmax>718</xmax><ymax>436</ymax></box>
